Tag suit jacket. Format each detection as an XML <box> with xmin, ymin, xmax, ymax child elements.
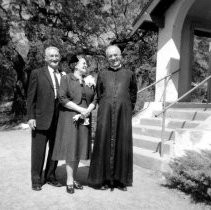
<box><xmin>27</xmin><ymin>66</ymin><xmax>61</xmax><ymax>130</ymax></box>
<box><xmin>58</xmin><ymin>73</ymin><xmax>97</xmax><ymax>108</ymax></box>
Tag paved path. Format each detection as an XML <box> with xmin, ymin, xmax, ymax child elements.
<box><xmin>0</xmin><ymin>129</ymin><xmax>209</xmax><ymax>210</ymax></box>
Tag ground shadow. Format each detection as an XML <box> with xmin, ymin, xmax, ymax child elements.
<box><xmin>55</xmin><ymin>164</ymin><xmax>90</xmax><ymax>186</ymax></box>
<box><xmin>160</xmin><ymin>183</ymin><xmax>211</xmax><ymax>206</ymax></box>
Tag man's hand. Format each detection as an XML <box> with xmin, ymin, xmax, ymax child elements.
<box><xmin>28</xmin><ymin>119</ymin><xmax>36</xmax><ymax>130</ymax></box>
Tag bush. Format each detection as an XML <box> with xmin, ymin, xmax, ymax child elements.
<box><xmin>164</xmin><ymin>150</ymin><xmax>211</xmax><ymax>203</ymax></box>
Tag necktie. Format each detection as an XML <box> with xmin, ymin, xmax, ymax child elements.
<box><xmin>53</xmin><ymin>71</ymin><xmax>59</xmax><ymax>98</ymax></box>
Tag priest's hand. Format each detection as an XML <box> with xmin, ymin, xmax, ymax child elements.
<box><xmin>28</xmin><ymin>119</ymin><xmax>36</xmax><ymax>130</ymax></box>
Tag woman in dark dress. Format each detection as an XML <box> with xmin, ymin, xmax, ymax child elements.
<box><xmin>52</xmin><ymin>56</ymin><xmax>96</xmax><ymax>194</ymax></box>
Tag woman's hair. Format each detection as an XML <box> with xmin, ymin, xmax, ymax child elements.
<box><xmin>68</xmin><ymin>55</ymin><xmax>84</xmax><ymax>72</ymax></box>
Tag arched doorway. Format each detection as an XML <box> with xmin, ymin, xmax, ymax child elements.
<box><xmin>132</xmin><ymin>0</ymin><xmax>211</xmax><ymax>103</ymax></box>
<box><xmin>155</xmin><ymin>0</ymin><xmax>196</xmax><ymax>102</ymax></box>
<box><xmin>179</xmin><ymin>0</ymin><xmax>211</xmax><ymax>102</ymax></box>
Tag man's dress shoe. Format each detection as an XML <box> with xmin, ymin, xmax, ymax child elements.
<box><xmin>46</xmin><ymin>179</ymin><xmax>62</xmax><ymax>187</ymax></box>
<box><xmin>66</xmin><ymin>185</ymin><xmax>75</xmax><ymax>194</ymax></box>
<box><xmin>32</xmin><ymin>185</ymin><xmax>42</xmax><ymax>191</ymax></box>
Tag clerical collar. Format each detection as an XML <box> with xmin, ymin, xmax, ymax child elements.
<box><xmin>109</xmin><ymin>64</ymin><xmax>122</xmax><ymax>70</ymax></box>
<box><xmin>109</xmin><ymin>64</ymin><xmax>122</xmax><ymax>71</ymax></box>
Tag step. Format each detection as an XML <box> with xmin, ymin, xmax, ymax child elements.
<box><xmin>133</xmin><ymin>146</ymin><xmax>170</xmax><ymax>171</ymax></box>
<box><xmin>133</xmin><ymin>134</ymin><xmax>172</xmax><ymax>155</ymax></box>
<box><xmin>140</xmin><ymin>118</ymin><xmax>200</xmax><ymax>129</ymax></box>
<box><xmin>133</xmin><ymin>124</ymin><xmax>175</xmax><ymax>140</ymax></box>
<box><xmin>167</xmin><ymin>102</ymin><xmax>211</xmax><ymax>109</ymax></box>
<box><xmin>153</xmin><ymin>109</ymin><xmax>211</xmax><ymax>121</ymax></box>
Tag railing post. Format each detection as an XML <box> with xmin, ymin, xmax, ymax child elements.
<box><xmin>160</xmin><ymin>77</ymin><xmax>167</xmax><ymax>157</ymax></box>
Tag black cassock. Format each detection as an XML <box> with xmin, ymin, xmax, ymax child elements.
<box><xmin>88</xmin><ymin>66</ymin><xmax>137</xmax><ymax>186</ymax></box>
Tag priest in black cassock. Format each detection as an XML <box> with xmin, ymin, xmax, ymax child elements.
<box><xmin>88</xmin><ymin>45</ymin><xmax>137</xmax><ymax>191</ymax></box>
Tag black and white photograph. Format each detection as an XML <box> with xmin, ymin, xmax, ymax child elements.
<box><xmin>0</xmin><ymin>0</ymin><xmax>211</xmax><ymax>209</ymax></box>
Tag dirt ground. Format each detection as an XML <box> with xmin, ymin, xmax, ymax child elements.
<box><xmin>0</xmin><ymin>128</ymin><xmax>210</xmax><ymax>210</ymax></box>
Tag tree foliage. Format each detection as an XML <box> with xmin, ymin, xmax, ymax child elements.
<box><xmin>0</xmin><ymin>0</ymin><xmax>156</xmax><ymax>119</ymax></box>
<box><xmin>1</xmin><ymin>0</ymin><xmax>209</xmax><ymax>120</ymax></box>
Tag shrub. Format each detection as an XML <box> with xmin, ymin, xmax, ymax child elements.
<box><xmin>164</xmin><ymin>150</ymin><xmax>211</xmax><ymax>203</ymax></box>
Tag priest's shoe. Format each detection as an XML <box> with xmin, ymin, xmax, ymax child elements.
<box><xmin>32</xmin><ymin>185</ymin><xmax>42</xmax><ymax>191</ymax></box>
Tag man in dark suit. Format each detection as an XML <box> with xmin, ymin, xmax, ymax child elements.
<box><xmin>27</xmin><ymin>46</ymin><xmax>64</xmax><ymax>191</ymax></box>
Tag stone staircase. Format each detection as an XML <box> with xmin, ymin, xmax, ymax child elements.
<box><xmin>132</xmin><ymin>103</ymin><xmax>211</xmax><ymax>171</ymax></box>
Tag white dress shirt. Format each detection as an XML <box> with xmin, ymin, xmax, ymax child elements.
<box><xmin>48</xmin><ymin>66</ymin><xmax>66</xmax><ymax>98</ymax></box>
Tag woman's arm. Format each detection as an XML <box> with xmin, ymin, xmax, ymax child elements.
<box><xmin>64</xmin><ymin>101</ymin><xmax>86</xmax><ymax>113</ymax></box>
<box><xmin>87</xmin><ymin>103</ymin><xmax>95</xmax><ymax>112</ymax></box>
<box><xmin>59</xmin><ymin>75</ymin><xmax>86</xmax><ymax>113</ymax></box>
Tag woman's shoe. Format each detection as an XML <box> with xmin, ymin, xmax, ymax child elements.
<box><xmin>66</xmin><ymin>185</ymin><xmax>75</xmax><ymax>194</ymax></box>
<box><xmin>73</xmin><ymin>181</ymin><xmax>83</xmax><ymax>190</ymax></box>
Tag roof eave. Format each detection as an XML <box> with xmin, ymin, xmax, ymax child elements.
<box><xmin>131</xmin><ymin>0</ymin><xmax>176</xmax><ymax>35</ymax></box>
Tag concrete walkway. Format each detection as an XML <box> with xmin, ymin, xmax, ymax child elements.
<box><xmin>0</xmin><ymin>129</ymin><xmax>210</xmax><ymax>210</ymax></box>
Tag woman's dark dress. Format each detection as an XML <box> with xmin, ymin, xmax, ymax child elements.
<box><xmin>52</xmin><ymin>73</ymin><xmax>96</xmax><ymax>162</ymax></box>
<box><xmin>88</xmin><ymin>66</ymin><xmax>137</xmax><ymax>186</ymax></box>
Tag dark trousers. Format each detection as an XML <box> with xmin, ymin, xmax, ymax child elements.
<box><xmin>31</xmin><ymin>105</ymin><xmax>59</xmax><ymax>185</ymax></box>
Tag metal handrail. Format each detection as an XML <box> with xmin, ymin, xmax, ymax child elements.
<box><xmin>137</xmin><ymin>69</ymin><xmax>180</xmax><ymax>94</ymax></box>
<box><xmin>155</xmin><ymin>74</ymin><xmax>211</xmax><ymax>117</ymax></box>
<box><xmin>135</xmin><ymin>69</ymin><xmax>180</xmax><ymax>157</ymax></box>
<box><xmin>136</xmin><ymin>71</ymin><xmax>211</xmax><ymax>157</ymax></box>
